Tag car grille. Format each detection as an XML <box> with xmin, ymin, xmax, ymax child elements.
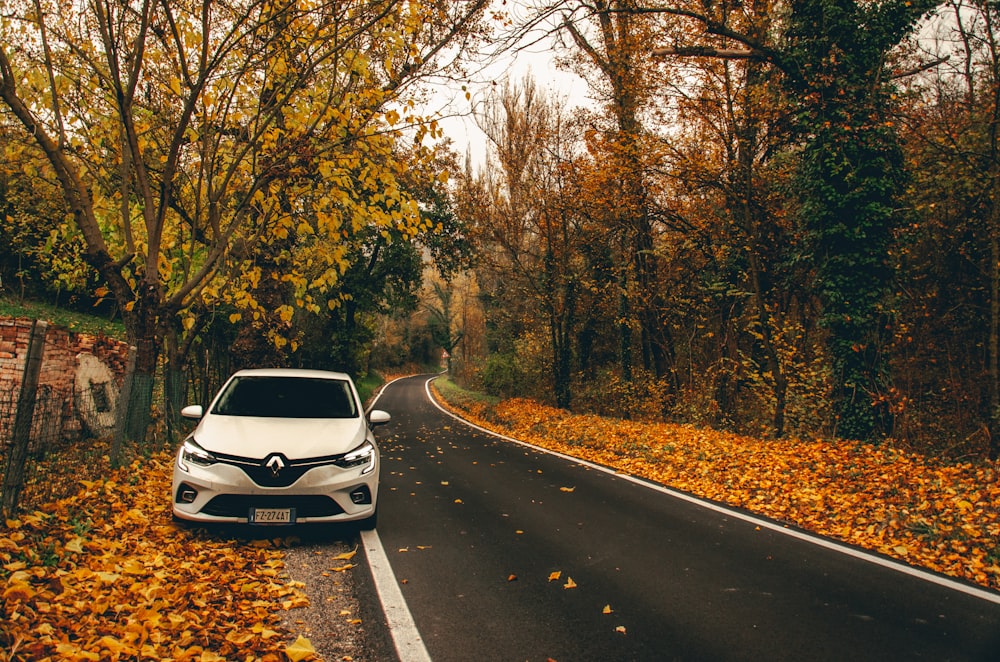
<box><xmin>211</xmin><ymin>451</ymin><xmax>347</xmax><ymax>488</ymax></box>
<box><xmin>201</xmin><ymin>494</ymin><xmax>344</xmax><ymax>518</ymax></box>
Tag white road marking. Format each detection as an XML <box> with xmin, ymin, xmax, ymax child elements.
<box><xmin>361</xmin><ymin>529</ymin><xmax>432</xmax><ymax>662</ymax></box>
<box><xmin>364</xmin><ymin>379</ymin><xmax>433</xmax><ymax>662</ymax></box>
<box><xmin>423</xmin><ymin>377</ymin><xmax>1000</xmax><ymax>606</ymax></box>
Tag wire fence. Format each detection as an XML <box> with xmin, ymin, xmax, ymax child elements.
<box><xmin>0</xmin><ymin>319</ymin><xmax>136</xmax><ymax>517</ymax></box>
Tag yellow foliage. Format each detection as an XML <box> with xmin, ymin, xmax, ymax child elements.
<box><xmin>0</xmin><ymin>456</ymin><xmax>311</xmax><ymax>659</ymax></box>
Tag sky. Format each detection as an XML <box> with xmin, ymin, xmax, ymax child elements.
<box><xmin>419</xmin><ymin>15</ymin><xmax>594</xmax><ymax>171</ymax></box>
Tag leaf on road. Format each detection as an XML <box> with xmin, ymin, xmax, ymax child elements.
<box><xmin>432</xmin><ymin>388</ymin><xmax>1000</xmax><ymax>593</ymax></box>
<box><xmin>560</xmin><ymin>486</ymin><xmax>575</xmax><ymax>492</ymax></box>
<box><xmin>616</xmin><ymin>625</ymin><xmax>627</xmax><ymax>635</ymax></box>
<box><xmin>508</xmin><ymin>574</ymin><xmax>518</xmax><ymax>582</ymax></box>
<box><xmin>548</xmin><ymin>571</ymin><xmax>562</xmax><ymax>582</ymax></box>
<box><xmin>603</xmin><ymin>604</ymin><xmax>613</xmax><ymax>614</ymax></box>
<box><xmin>563</xmin><ymin>577</ymin><xmax>577</xmax><ymax>589</ymax></box>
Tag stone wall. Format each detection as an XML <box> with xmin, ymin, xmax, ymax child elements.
<box><xmin>0</xmin><ymin>317</ymin><xmax>132</xmax><ymax>446</ymax></box>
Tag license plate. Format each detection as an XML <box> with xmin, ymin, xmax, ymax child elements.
<box><xmin>249</xmin><ymin>507</ymin><xmax>295</xmax><ymax>525</ymax></box>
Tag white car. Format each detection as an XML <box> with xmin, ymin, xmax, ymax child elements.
<box><xmin>172</xmin><ymin>368</ymin><xmax>389</xmax><ymax>529</ymax></box>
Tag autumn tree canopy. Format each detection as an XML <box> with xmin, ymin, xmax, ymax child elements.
<box><xmin>445</xmin><ymin>0</ymin><xmax>1000</xmax><ymax>458</ymax></box>
<box><xmin>0</xmin><ymin>0</ymin><xmax>489</xmax><ymax>439</ymax></box>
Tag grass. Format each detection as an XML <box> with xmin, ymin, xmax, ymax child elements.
<box><xmin>356</xmin><ymin>371</ymin><xmax>384</xmax><ymax>404</ymax></box>
<box><xmin>433</xmin><ymin>376</ymin><xmax>501</xmax><ymax>409</ymax></box>
<box><xmin>0</xmin><ymin>295</ymin><xmax>126</xmax><ymax>338</ymax></box>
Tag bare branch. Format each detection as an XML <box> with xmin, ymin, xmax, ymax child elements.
<box><xmin>652</xmin><ymin>45</ymin><xmax>761</xmax><ymax>61</ymax></box>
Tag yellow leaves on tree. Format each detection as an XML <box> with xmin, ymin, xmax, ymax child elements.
<box><xmin>433</xmin><ymin>386</ymin><xmax>1000</xmax><ymax>593</ymax></box>
<box><xmin>0</xmin><ymin>455</ymin><xmax>315</xmax><ymax>660</ymax></box>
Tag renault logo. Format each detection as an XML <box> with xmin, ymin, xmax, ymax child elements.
<box><xmin>264</xmin><ymin>454</ymin><xmax>286</xmax><ymax>477</ymax></box>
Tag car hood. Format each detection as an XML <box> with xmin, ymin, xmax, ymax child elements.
<box><xmin>194</xmin><ymin>415</ymin><xmax>369</xmax><ymax>460</ymax></box>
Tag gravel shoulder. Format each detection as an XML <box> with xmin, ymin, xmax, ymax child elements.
<box><xmin>281</xmin><ymin>528</ymin><xmax>394</xmax><ymax>662</ymax></box>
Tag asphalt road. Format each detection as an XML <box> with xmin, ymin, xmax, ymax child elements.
<box><xmin>366</xmin><ymin>375</ymin><xmax>1000</xmax><ymax>662</ymax></box>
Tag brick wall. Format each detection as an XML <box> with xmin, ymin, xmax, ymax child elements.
<box><xmin>0</xmin><ymin>317</ymin><xmax>132</xmax><ymax>445</ymax></box>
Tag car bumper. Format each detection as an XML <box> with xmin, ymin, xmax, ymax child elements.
<box><xmin>171</xmin><ymin>451</ymin><xmax>378</xmax><ymax>524</ymax></box>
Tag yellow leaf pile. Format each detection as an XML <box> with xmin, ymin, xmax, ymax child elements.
<box><xmin>0</xmin><ymin>454</ymin><xmax>313</xmax><ymax>661</ymax></box>
<box><xmin>433</xmin><ymin>388</ymin><xmax>1000</xmax><ymax>592</ymax></box>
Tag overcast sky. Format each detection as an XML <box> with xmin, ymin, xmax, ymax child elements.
<box><xmin>420</xmin><ymin>10</ymin><xmax>594</xmax><ymax>170</ymax></box>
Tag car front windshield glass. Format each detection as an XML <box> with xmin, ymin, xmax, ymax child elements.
<box><xmin>211</xmin><ymin>376</ymin><xmax>359</xmax><ymax>418</ymax></box>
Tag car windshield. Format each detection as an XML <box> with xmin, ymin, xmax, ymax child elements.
<box><xmin>211</xmin><ymin>376</ymin><xmax>359</xmax><ymax>419</ymax></box>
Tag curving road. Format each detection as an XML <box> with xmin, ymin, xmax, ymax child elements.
<box><xmin>362</xmin><ymin>375</ymin><xmax>1000</xmax><ymax>661</ymax></box>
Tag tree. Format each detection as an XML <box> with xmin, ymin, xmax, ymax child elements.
<box><xmin>472</xmin><ymin>76</ymin><xmax>589</xmax><ymax>408</ymax></box>
<box><xmin>652</xmin><ymin>0</ymin><xmax>938</xmax><ymax>440</ymax></box>
<box><xmin>0</xmin><ymin>0</ymin><xmax>489</xmax><ymax>441</ymax></box>
<box><xmin>425</xmin><ymin>280</ymin><xmax>464</xmax><ymax>374</ymax></box>
<box><xmin>560</xmin><ymin>0</ymin><xmax>672</xmax><ymax>384</ymax></box>
<box><xmin>0</xmin><ymin>132</ymin><xmax>92</xmax><ymax>307</ymax></box>
<box><xmin>893</xmin><ymin>0</ymin><xmax>1000</xmax><ymax>457</ymax></box>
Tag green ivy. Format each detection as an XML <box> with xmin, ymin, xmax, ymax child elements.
<box><xmin>783</xmin><ymin>0</ymin><xmax>935</xmax><ymax>440</ymax></box>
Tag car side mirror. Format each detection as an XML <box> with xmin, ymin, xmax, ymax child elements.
<box><xmin>180</xmin><ymin>405</ymin><xmax>204</xmax><ymax>420</ymax></box>
<box><xmin>368</xmin><ymin>409</ymin><xmax>391</xmax><ymax>426</ymax></box>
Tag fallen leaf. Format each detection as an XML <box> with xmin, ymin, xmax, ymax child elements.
<box><xmin>507</xmin><ymin>574</ymin><xmax>518</xmax><ymax>582</ymax></box>
<box><xmin>602</xmin><ymin>605</ymin><xmax>613</xmax><ymax>614</ymax></box>
<box><xmin>560</xmin><ymin>486</ymin><xmax>575</xmax><ymax>493</ymax></box>
<box><xmin>563</xmin><ymin>577</ymin><xmax>577</xmax><ymax>589</ymax></box>
<box><xmin>226</xmin><ymin>631</ymin><xmax>255</xmax><ymax>645</ymax></box>
<box><xmin>548</xmin><ymin>571</ymin><xmax>562</xmax><ymax>582</ymax></box>
<box><xmin>332</xmin><ymin>547</ymin><xmax>358</xmax><ymax>561</ymax></box>
<box><xmin>285</xmin><ymin>635</ymin><xmax>317</xmax><ymax>661</ymax></box>
<box><xmin>121</xmin><ymin>559</ymin><xmax>145</xmax><ymax>575</ymax></box>
<box><xmin>615</xmin><ymin>625</ymin><xmax>627</xmax><ymax>635</ymax></box>
<box><xmin>283</xmin><ymin>596</ymin><xmax>310</xmax><ymax>609</ymax></box>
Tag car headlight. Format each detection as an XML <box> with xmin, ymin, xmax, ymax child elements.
<box><xmin>178</xmin><ymin>438</ymin><xmax>217</xmax><ymax>470</ymax></box>
<box><xmin>334</xmin><ymin>441</ymin><xmax>375</xmax><ymax>473</ymax></box>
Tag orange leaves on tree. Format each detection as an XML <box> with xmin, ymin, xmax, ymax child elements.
<box><xmin>0</xmin><ymin>454</ymin><xmax>317</xmax><ymax>660</ymax></box>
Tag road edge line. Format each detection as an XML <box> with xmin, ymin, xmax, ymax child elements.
<box><xmin>363</xmin><ymin>376</ymin><xmax>433</xmax><ymax>661</ymax></box>
<box><xmin>423</xmin><ymin>376</ymin><xmax>1000</xmax><ymax>606</ymax></box>
<box><xmin>360</xmin><ymin>529</ymin><xmax>432</xmax><ymax>662</ymax></box>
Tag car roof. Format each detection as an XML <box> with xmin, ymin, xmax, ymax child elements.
<box><xmin>229</xmin><ymin>368</ymin><xmax>353</xmax><ymax>381</ymax></box>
